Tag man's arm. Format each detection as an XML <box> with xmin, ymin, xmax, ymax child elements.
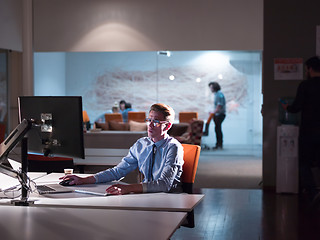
<box><xmin>59</xmin><ymin>143</ymin><xmax>140</xmax><ymax>186</ymax></box>
<box><xmin>214</xmin><ymin>104</ymin><xmax>222</xmax><ymax>114</ymax></box>
<box><xmin>106</xmin><ymin>183</ymin><xmax>143</xmax><ymax>195</ymax></box>
<box><xmin>59</xmin><ymin>175</ymin><xmax>96</xmax><ymax>185</ymax></box>
<box><xmin>286</xmin><ymin>82</ymin><xmax>304</xmax><ymax>113</ymax></box>
<box><xmin>94</xmin><ymin>146</ymin><xmax>139</xmax><ymax>183</ymax></box>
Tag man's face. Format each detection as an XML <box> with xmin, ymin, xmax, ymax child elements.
<box><xmin>147</xmin><ymin>110</ymin><xmax>168</xmax><ymax>141</ymax></box>
<box><xmin>120</xmin><ymin>103</ymin><xmax>125</xmax><ymax>110</ymax></box>
<box><xmin>209</xmin><ymin>85</ymin><xmax>215</xmax><ymax>93</ymax></box>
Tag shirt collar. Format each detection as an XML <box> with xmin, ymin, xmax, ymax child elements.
<box><xmin>148</xmin><ymin>134</ymin><xmax>169</xmax><ymax>148</ymax></box>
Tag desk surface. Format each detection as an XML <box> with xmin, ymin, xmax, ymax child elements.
<box><xmin>0</xmin><ymin>172</ymin><xmax>46</xmax><ymax>191</ymax></box>
<box><xmin>0</xmin><ymin>173</ymin><xmax>205</xmax><ymax>212</ymax></box>
<box><xmin>0</xmin><ymin>205</ymin><xmax>186</xmax><ymax>240</ymax></box>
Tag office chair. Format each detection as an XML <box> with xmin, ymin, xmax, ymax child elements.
<box><xmin>27</xmin><ymin>154</ymin><xmax>74</xmax><ymax>174</ymax></box>
<box><xmin>83</xmin><ymin>110</ymin><xmax>91</xmax><ymax>130</ymax></box>
<box><xmin>127</xmin><ymin>111</ymin><xmax>146</xmax><ymax>123</ymax></box>
<box><xmin>136</xmin><ymin>143</ymin><xmax>200</xmax><ymax>227</ymax></box>
<box><xmin>181</xmin><ymin>143</ymin><xmax>201</xmax><ymax>228</ymax></box>
<box><xmin>82</xmin><ymin>110</ymin><xmax>90</xmax><ymax>123</ymax></box>
<box><xmin>179</xmin><ymin>112</ymin><xmax>198</xmax><ymax>123</ymax></box>
<box><xmin>105</xmin><ymin>113</ymin><xmax>123</xmax><ymax>122</ymax></box>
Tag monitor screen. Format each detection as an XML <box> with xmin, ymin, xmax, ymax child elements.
<box><xmin>18</xmin><ymin>96</ymin><xmax>85</xmax><ymax>159</ymax></box>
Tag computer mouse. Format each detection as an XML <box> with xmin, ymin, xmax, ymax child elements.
<box><xmin>59</xmin><ymin>179</ymin><xmax>73</xmax><ymax>186</ymax></box>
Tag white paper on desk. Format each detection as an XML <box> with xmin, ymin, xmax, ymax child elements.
<box><xmin>0</xmin><ymin>158</ymin><xmax>20</xmax><ymax>191</ymax></box>
<box><xmin>7</xmin><ymin>158</ymin><xmax>21</xmax><ymax>171</ymax></box>
<box><xmin>0</xmin><ymin>173</ymin><xmax>20</xmax><ymax>191</ymax></box>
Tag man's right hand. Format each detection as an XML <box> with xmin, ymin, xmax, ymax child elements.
<box><xmin>59</xmin><ymin>175</ymin><xmax>96</xmax><ymax>185</ymax></box>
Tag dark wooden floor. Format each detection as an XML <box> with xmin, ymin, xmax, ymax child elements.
<box><xmin>171</xmin><ymin>188</ymin><xmax>320</xmax><ymax>240</ymax></box>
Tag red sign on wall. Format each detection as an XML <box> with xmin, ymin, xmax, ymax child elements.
<box><xmin>274</xmin><ymin>58</ymin><xmax>303</xmax><ymax>80</ymax></box>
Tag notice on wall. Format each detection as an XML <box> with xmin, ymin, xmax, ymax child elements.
<box><xmin>274</xmin><ymin>58</ymin><xmax>303</xmax><ymax>80</ymax></box>
<box><xmin>317</xmin><ymin>26</ymin><xmax>320</xmax><ymax>56</ymax></box>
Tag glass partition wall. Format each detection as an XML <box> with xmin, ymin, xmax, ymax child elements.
<box><xmin>34</xmin><ymin>50</ymin><xmax>262</xmax><ymax>149</ymax></box>
<box><xmin>0</xmin><ymin>49</ymin><xmax>8</xmax><ymax>140</ymax></box>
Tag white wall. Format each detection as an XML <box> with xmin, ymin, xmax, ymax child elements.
<box><xmin>33</xmin><ymin>0</ymin><xmax>263</xmax><ymax>52</ymax></box>
<box><xmin>0</xmin><ymin>0</ymin><xmax>263</xmax><ymax>52</ymax></box>
<box><xmin>34</xmin><ymin>53</ymin><xmax>66</xmax><ymax>96</ymax></box>
<box><xmin>0</xmin><ymin>0</ymin><xmax>22</xmax><ymax>51</ymax></box>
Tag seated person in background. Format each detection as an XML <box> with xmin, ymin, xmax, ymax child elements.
<box><xmin>94</xmin><ymin>102</ymin><xmax>120</xmax><ymax>123</ymax></box>
<box><xmin>111</xmin><ymin>105</ymin><xmax>119</xmax><ymax>113</ymax></box>
<box><xmin>60</xmin><ymin>103</ymin><xmax>184</xmax><ymax>195</ymax></box>
<box><xmin>122</xmin><ymin>102</ymin><xmax>135</xmax><ymax>122</ymax></box>
<box><xmin>119</xmin><ymin>100</ymin><xmax>127</xmax><ymax>114</ymax></box>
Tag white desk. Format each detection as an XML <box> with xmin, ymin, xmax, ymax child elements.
<box><xmin>32</xmin><ymin>191</ymin><xmax>204</xmax><ymax>212</ymax></box>
<box><xmin>0</xmin><ymin>172</ymin><xmax>47</xmax><ymax>191</ymax></box>
<box><xmin>0</xmin><ymin>205</ymin><xmax>186</xmax><ymax>240</ymax></box>
<box><xmin>31</xmin><ymin>173</ymin><xmax>204</xmax><ymax>212</ymax></box>
<box><xmin>0</xmin><ymin>172</ymin><xmax>202</xmax><ymax>238</ymax></box>
<box><xmin>0</xmin><ymin>173</ymin><xmax>204</xmax><ymax>212</ymax></box>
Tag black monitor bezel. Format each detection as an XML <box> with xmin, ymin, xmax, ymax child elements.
<box><xmin>18</xmin><ymin>96</ymin><xmax>85</xmax><ymax>159</ymax></box>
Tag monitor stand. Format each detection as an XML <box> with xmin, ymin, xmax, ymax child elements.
<box><xmin>0</xmin><ymin>119</ymin><xmax>34</xmax><ymax>206</ymax></box>
<box><xmin>11</xmin><ymin>138</ymin><xmax>35</xmax><ymax>206</ymax></box>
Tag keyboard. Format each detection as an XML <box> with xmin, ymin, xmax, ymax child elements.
<box><xmin>36</xmin><ymin>184</ymin><xmax>73</xmax><ymax>194</ymax></box>
<box><xmin>37</xmin><ymin>185</ymin><xmax>56</xmax><ymax>193</ymax></box>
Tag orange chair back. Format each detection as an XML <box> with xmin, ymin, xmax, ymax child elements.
<box><xmin>105</xmin><ymin>113</ymin><xmax>123</xmax><ymax>122</ymax></box>
<box><xmin>181</xmin><ymin>144</ymin><xmax>201</xmax><ymax>184</ymax></box>
<box><xmin>179</xmin><ymin>112</ymin><xmax>198</xmax><ymax>123</ymax></box>
<box><xmin>128</xmin><ymin>111</ymin><xmax>146</xmax><ymax>122</ymax></box>
<box><xmin>82</xmin><ymin>110</ymin><xmax>90</xmax><ymax>122</ymax></box>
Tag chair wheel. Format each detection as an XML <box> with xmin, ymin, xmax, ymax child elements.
<box><xmin>201</xmin><ymin>144</ymin><xmax>210</xmax><ymax>150</ymax></box>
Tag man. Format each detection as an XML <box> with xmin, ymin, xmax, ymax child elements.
<box><xmin>283</xmin><ymin>56</ymin><xmax>320</xmax><ymax>199</ymax></box>
<box><xmin>204</xmin><ymin>82</ymin><xmax>226</xmax><ymax>150</ymax></box>
<box><xmin>61</xmin><ymin>103</ymin><xmax>184</xmax><ymax>195</ymax></box>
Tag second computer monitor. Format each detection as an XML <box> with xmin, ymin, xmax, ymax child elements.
<box><xmin>18</xmin><ymin>96</ymin><xmax>85</xmax><ymax>159</ymax></box>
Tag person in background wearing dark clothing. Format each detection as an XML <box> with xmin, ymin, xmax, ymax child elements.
<box><xmin>283</xmin><ymin>56</ymin><xmax>320</xmax><ymax>201</ymax></box>
<box><xmin>122</xmin><ymin>102</ymin><xmax>134</xmax><ymax>122</ymax></box>
<box><xmin>119</xmin><ymin>100</ymin><xmax>126</xmax><ymax>114</ymax></box>
<box><xmin>203</xmin><ymin>82</ymin><xmax>226</xmax><ymax>150</ymax></box>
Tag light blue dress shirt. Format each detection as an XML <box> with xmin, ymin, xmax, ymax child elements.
<box><xmin>94</xmin><ymin>135</ymin><xmax>184</xmax><ymax>193</ymax></box>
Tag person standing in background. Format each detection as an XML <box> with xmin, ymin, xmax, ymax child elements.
<box><xmin>204</xmin><ymin>82</ymin><xmax>226</xmax><ymax>150</ymax></box>
<box><xmin>282</xmin><ymin>56</ymin><xmax>320</xmax><ymax>201</ymax></box>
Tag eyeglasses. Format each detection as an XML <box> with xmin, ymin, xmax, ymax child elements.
<box><xmin>145</xmin><ymin>118</ymin><xmax>168</xmax><ymax>127</ymax></box>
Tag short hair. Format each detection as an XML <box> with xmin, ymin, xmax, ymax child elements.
<box><xmin>125</xmin><ymin>102</ymin><xmax>132</xmax><ymax>109</ymax></box>
<box><xmin>111</xmin><ymin>106</ymin><xmax>119</xmax><ymax>112</ymax></box>
<box><xmin>305</xmin><ymin>56</ymin><xmax>320</xmax><ymax>72</ymax></box>
<box><xmin>149</xmin><ymin>103</ymin><xmax>175</xmax><ymax>123</ymax></box>
<box><xmin>208</xmin><ymin>82</ymin><xmax>221</xmax><ymax>91</ymax></box>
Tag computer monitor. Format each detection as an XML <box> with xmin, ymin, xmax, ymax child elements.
<box><xmin>18</xmin><ymin>96</ymin><xmax>85</xmax><ymax>159</ymax></box>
